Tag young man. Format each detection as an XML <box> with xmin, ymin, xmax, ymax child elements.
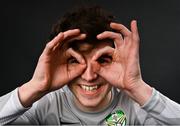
<box><xmin>0</xmin><ymin>6</ymin><xmax>180</xmax><ymax>125</ymax></box>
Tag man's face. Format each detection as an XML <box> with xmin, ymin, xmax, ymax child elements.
<box><xmin>67</xmin><ymin>40</ymin><xmax>113</xmax><ymax>112</ymax></box>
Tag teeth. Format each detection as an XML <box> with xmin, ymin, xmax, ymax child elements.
<box><xmin>81</xmin><ymin>85</ymin><xmax>98</xmax><ymax>91</ymax></box>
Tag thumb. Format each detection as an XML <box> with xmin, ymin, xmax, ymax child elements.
<box><xmin>96</xmin><ymin>66</ymin><xmax>110</xmax><ymax>80</ymax></box>
<box><xmin>96</xmin><ymin>65</ymin><xmax>119</xmax><ymax>87</ymax></box>
<box><xmin>91</xmin><ymin>61</ymin><xmax>111</xmax><ymax>80</ymax></box>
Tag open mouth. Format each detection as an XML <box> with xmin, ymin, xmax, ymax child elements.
<box><xmin>79</xmin><ymin>85</ymin><xmax>101</xmax><ymax>91</ymax></box>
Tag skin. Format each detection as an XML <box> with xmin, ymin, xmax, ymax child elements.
<box><xmin>18</xmin><ymin>20</ymin><xmax>152</xmax><ymax>110</ymax></box>
<box><xmin>19</xmin><ymin>29</ymin><xmax>87</xmax><ymax>107</ymax></box>
<box><xmin>68</xmin><ymin>41</ymin><xmax>114</xmax><ymax>112</ymax></box>
<box><xmin>95</xmin><ymin>20</ymin><xmax>152</xmax><ymax>105</ymax></box>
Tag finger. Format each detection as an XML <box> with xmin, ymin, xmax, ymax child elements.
<box><xmin>131</xmin><ymin>20</ymin><xmax>140</xmax><ymax>42</ymax></box>
<box><xmin>53</xmin><ymin>34</ymin><xmax>86</xmax><ymax>51</ymax></box>
<box><xmin>92</xmin><ymin>46</ymin><xmax>114</xmax><ymax>61</ymax></box>
<box><xmin>43</xmin><ymin>32</ymin><xmax>64</xmax><ymax>55</ymax></box>
<box><xmin>96</xmin><ymin>66</ymin><xmax>111</xmax><ymax>82</ymax></box>
<box><xmin>52</xmin><ymin>29</ymin><xmax>82</xmax><ymax>52</ymax></box>
<box><xmin>110</xmin><ymin>22</ymin><xmax>131</xmax><ymax>37</ymax></box>
<box><xmin>68</xmin><ymin>63</ymin><xmax>86</xmax><ymax>80</ymax></box>
<box><xmin>130</xmin><ymin>20</ymin><xmax>140</xmax><ymax>56</ymax></box>
<box><xmin>59</xmin><ymin>29</ymin><xmax>81</xmax><ymax>48</ymax></box>
<box><xmin>66</xmin><ymin>48</ymin><xmax>85</xmax><ymax>64</ymax></box>
<box><xmin>66</xmin><ymin>33</ymin><xmax>86</xmax><ymax>43</ymax></box>
<box><xmin>53</xmin><ymin>42</ymin><xmax>60</xmax><ymax>51</ymax></box>
<box><xmin>97</xmin><ymin>31</ymin><xmax>123</xmax><ymax>48</ymax></box>
<box><xmin>63</xmin><ymin>29</ymin><xmax>81</xmax><ymax>40</ymax></box>
<box><xmin>91</xmin><ymin>61</ymin><xmax>101</xmax><ymax>73</ymax></box>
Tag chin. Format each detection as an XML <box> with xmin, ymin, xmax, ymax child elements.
<box><xmin>79</xmin><ymin>98</ymin><xmax>101</xmax><ymax>108</ymax></box>
<box><xmin>74</xmin><ymin>90</ymin><xmax>112</xmax><ymax>112</ymax></box>
<box><xmin>77</xmin><ymin>97</ymin><xmax>105</xmax><ymax>111</ymax></box>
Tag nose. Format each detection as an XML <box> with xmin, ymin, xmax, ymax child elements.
<box><xmin>81</xmin><ymin>61</ymin><xmax>98</xmax><ymax>82</ymax></box>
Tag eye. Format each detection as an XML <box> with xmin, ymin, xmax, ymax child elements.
<box><xmin>97</xmin><ymin>55</ymin><xmax>112</xmax><ymax>65</ymax></box>
<box><xmin>68</xmin><ymin>57</ymin><xmax>79</xmax><ymax>64</ymax></box>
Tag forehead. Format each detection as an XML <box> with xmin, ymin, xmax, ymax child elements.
<box><xmin>68</xmin><ymin>40</ymin><xmax>114</xmax><ymax>53</ymax></box>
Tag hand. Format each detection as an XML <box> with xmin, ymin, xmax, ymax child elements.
<box><xmin>31</xmin><ymin>29</ymin><xmax>86</xmax><ymax>92</ymax></box>
<box><xmin>19</xmin><ymin>29</ymin><xmax>86</xmax><ymax>107</ymax></box>
<box><xmin>93</xmin><ymin>20</ymin><xmax>152</xmax><ymax>105</ymax></box>
<box><xmin>93</xmin><ymin>20</ymin><xmax>141</xmax><ymax>91</ymax></box>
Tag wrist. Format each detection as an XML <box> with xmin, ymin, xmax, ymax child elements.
<box><xmin>124</xmin><ymin>79</ymin><xmax>153</xmax><ymax>106</ymax></box>
<box><xmin>18</xmin><ymin>80</ymin><xmax>48</xmax><ymax>107</ymax></box>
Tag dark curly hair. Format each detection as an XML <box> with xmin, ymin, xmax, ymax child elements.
<box><xmin>49</xmin><ymin>5</ymin><xmax>116</xmax><ymax>42</ymax></box>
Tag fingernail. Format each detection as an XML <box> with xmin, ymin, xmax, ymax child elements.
<box><xmin>82</xmin><ymin>34</ymin><xmax>86</xmax><ymax>37</ymax></box>
<box><xmin>133</xmin><ymin>20</ymin><xmax>137</xmax><ymax>24</ymax></box>
<box><xmin>97</xmin><ymin>34</ymin><xmax>101</xmax><ymax>39</ymax></box>
<box><xmin>76</xmin><ymin>29</ymin><xmax>80</xmax><ymax>32</ymax></box>
<box><xmin>110</xmin><ymin>22</ymin><xmax>115</xmax><ymax>26</ymax></box>
<box><xmin>58</xmin><ymin>32</ymin><xmax>63</xmax><ymax>36</ymax></box>
<box><xmin>110</xmin><ymin>22</ymin><xmax>114</xmax><ymax>25</ymax></box>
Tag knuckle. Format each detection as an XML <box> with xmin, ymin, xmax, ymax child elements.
<box><xmin>45</xmin><ymin>43</ymin><xmax>51</xmax><ymax>49</ymax></box>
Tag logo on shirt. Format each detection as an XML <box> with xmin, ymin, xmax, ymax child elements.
<box><xmin>105</xmin><ymin>110</ymin><xmax>126</xmax><ymax>126</ymax></box>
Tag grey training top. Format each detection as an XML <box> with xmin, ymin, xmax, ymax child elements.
<box><xmin>0</xmin><ymin>86</ymin><xmax>180</xmax><ymax>125</ymax></box>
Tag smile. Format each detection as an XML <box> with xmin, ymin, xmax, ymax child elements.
<box><xmin>80</xmin><ymin>85</ymin><xmax>100</xmax><ymax>91</ymax></box>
